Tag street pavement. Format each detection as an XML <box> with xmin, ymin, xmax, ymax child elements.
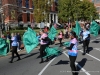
<box><xmin>0</xmin><ymin>35</ymin><xmax>100</xmax><ymax>75</ymax></box>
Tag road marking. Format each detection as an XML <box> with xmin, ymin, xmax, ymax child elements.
<box><xmin>38</xmin><ymin>57</ymin><xmax>56</xmax><ymax>75</ymax></box>
<box><xmin>94</xmin><ymin>48</ymin><xmax>100</xmax><ymax>52</ymax></box>
<box><xmin>78</xmin><ymin>36</ymin><xmax>100</xmax><ymax>47</ymax></box>
<box><xmin>79</xmin><ymin>50</ymin><xmax>100</xmax><ymax>62</ymax></box>
<box><xmin>63</xmin><ymin>52</ymin><xmax>91</xmax><ymax>75</ymax></box>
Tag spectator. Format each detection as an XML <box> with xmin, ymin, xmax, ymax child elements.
<box><xmin>16</xmin><ymin>33</ymin><xmax>21</xmax><ymax>51</ymax></box>
<box><xmin>37</xmin><ymin>33</ymin><xmax>41</xmax><ymax>42</ymax></box>
<box><xmin>58</xmin><ymin>31</ymin><xmax>64</xmax><ymax>47</ymax></box>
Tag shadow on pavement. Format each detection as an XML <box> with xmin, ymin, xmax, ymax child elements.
<box><xmin>92</xmin><ymin>40</ymin><xmax>100</xmax><ymax>43</ymax></box>
<box><xmin>52</xmin><ymin>60</ymin><xmax>69</xmax><ymax>66</ymax></box>
<box><xmin>88</xmin><ymin>47</ymin><xmax>93</xmax><ymax>53</ymax></box>
<box><xmin>76</xmin><ymin>58</ymin><xmax>87</xmax><ymax>75</ymax></box>
<box><xmin>22</xmin><ymin>52</ymin><xmax>39</xmax><ymax>59</ymax></box>
<box><xmin>9</xmin><ymin>54</ymin><xmax>26</xmax><ymax>59</ymax></box>
<box><xmin>37</xmin><ymin>55</ymin><xmax>41</xmax><ymax>59</ymax></box>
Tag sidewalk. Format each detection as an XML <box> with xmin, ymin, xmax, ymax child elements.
<box><xmin>0</xmin><ymin>38</ymin><xmax>69</xmax><ymax>58</ymax></box>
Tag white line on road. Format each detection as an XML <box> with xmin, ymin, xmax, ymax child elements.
<box><xmin>38</xmin><ymin>57</ymin><xmax>56</xmax><ymax>75</ymax></box>
<box><xmin>78</xmin><ymin>36</ymin><xmax>100</xmax><ymax>47</ymax></box>
<box><xmin>79</xmin><ymin>50</ymin><xmax>100</xmax><ymax>62</ymax></box>
<box><xmin>63</xmin><ymin>52</ymin><xmax>91</xmax><ymax>75</ymax></box>
<box><xmin>94</xmin><ymin>48</ymin><xmax>100</xmax><ymax>52</ymax></box>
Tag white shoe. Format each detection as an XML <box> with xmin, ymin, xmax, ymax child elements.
<box><xmin>17</xmin><ymin>50</ymin><xmax>20</xmax><ymax>52</ymax></box>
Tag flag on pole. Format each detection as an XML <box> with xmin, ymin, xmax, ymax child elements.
<box><xmin>89</xmin><ymin>21</ymin><xmax>99</xmax><ymax>36</ymax></box>
<box><xmin>0</xmin><ymin>38</ymin><xmax>8</xmax><ymax>56</ymax></box>
<box><xmin>63</xmin><ymin>41</ymin><xmax>70</xmax><ymax>47</ymax></box>
<box><xmin>48</xmin><ymin>26</ymin><xmax>57</xmax><ymax>41</ymax></box>
<box><xmin>23</xmin><ymin>27</ymin><xmax>39</xmax><ymax>53</ymax></box>
<box><xmin>72</xmin><ymin>21</ymin><xmax>81</xmax><ymax>38</ymax></box>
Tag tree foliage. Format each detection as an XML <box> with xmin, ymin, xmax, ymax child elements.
<box><xmin>32</xmin><ymin>0</ymin><xmax>52</xmax><ymax>23</ymax></box>
<box><xmin>58</xmin><ymin>0</ymin><xmax>99</xmax><ymax>22</ymax></box>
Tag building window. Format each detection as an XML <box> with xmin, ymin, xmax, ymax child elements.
<box><xmin>96</xmin><ymin>7</ymin><xmax>100</xmax><ymax>11</ymax></box>
<box><xmin>27</xmin><ymin>13</ymin><xmax>30</xmax><ymax>21</ymax></box>
<box><xmin>25</xmin><ymin>0</ymin><xmax>29</xmax><ymax>8</ymax></box>
<box><xmin>18</xmin><ymin>14</ymin><xmax>22</xmax><ymax>22</ymax></box>
<box><xmin>17</xmin><ymin>0</ymin><xmax>22</xmax><ymax>7</ymax></box>
<box><xmin>94</xmin><ymin>0</ymin><xmax>100</xmax><ymax>4</ymax></box>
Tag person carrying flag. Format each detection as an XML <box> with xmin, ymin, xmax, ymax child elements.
<box><xmin>39</xmin><ymin>30</ymin><xmax>49</xmax><ymax>63</ymax></box>
<box><xmin>82</xmin><ymin>26</ymin><xmax>90</xmax><ymax>55</ymax></box>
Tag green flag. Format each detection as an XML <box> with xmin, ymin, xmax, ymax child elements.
<box><xmin>89</xmin><ymin>21</ymin><xmax>99</xmax><ymax>36</ymax></box>
<box><xmin>43</xmin><ymin>47</ymin><xmax>60</xmax><ymax>58</ymax></box>
<box><xmin>75</xmin><ymin>21</ymin><xmax>81</xmax><ymax>37</ymax></box>
<box><xmin>63</xmin><ymin>41</ymin><xmax>70</xmax><ymax>47</ymax></box>
<box><xmin>0</xmin><ymin>38</ymin><xmax>8</xmax><ymax>56</ymax></box>
<box><xmin>48</xmin><ymin>26</ymin><xmax>57</xmax><ymax>41</ymax></box>
<box><xmin>23</xmin><ymin>27</ymin><xmax>39</xmax><ymax>53</ymax></box>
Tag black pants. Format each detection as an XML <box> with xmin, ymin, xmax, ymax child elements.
<box><xmin>83</xmin><ymin>40</ymin><xmax>90</xmax><ymax>53</ymax></box>
<box><xmin>11</xmin><ymin>46</ymin><xmax>20</xmax><ymax>62</ymax></box>
<box><xmin>69</xmin><ymin>55</ymin><xmax>77</xmax><ymax>75</ymax></box>
<box><xmin>58</xmin><ymin>38</ymin><xmax>62</xmax><ymax>46</ymax></box>
<box><xmin>40</xmin><ymin>44</ymin><xmax>47</xmax><ymax>61</ymax></box>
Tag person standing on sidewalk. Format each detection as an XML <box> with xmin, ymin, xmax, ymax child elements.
<box><xmin>16</xmin><ymin>33</ymin><xmax>21</xmax><ymax>51</ymax></box>
<box><xmin>67</xmin><ymin>31</ymin><xmax>78</xmax><ymax>75</ymax></box>
<box><xmin>82</xmin><ymin>26</ymin><xmax>90</xmax><ymax>55</ymax></box>
<box><xmin>9</xmin><ymin>33</ymin><xmax>21</xmax><ymax>63</ymax></box>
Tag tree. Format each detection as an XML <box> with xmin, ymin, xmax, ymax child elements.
<box><xmin>32</xmin><ymin>0</ymin><xmax>52</xmax><ymax>23</ymax></box>
<box><xmin>58</xmin><ymin>0</ymin><xmax>99</xmax><ymax>22</ymax></box>
<box><xmin>78</xmin><ymin>0</ymin><xmax>98</xmax><ymax>20</ymax></box>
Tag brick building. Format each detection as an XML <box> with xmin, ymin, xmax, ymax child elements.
<box><xmin>89</xmin><ymin>0</ymin><xmax>100</xmax><ymax>19</ymax></box>
<box><xmin>0</xmin><ymin>0</ymin><xmax>58</xmax><ymax>27</ymax></box>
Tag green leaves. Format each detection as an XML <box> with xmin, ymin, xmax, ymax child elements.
<box><xmin>58</xmin><ymin>0</ymin><xmax>98</xmax><ymax>22</ymax></box>
<box><xmin>32</xmin><ymin>0</ymin><xmax>51</xmax><ymax>23</ymax></box>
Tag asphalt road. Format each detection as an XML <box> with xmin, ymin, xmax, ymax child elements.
<box><xmin>0</xmin><ymin>35</ymin><xmax>100</xmax><ymax>75</ymax></box>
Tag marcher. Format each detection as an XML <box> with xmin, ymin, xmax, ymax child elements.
<box><xmin>58</xmin><ymin>31</ymin><xmax>64</xmax><ymax>47</ymax></box>
<box><xmin>39</xmin><ymin>30</ymin><xmax>49</xmax><ymax>63</ymax></box>
<box><xmin>67</xmin><ymin>31</ymin><xmax>78</xmax><ymax>75</ymax></box>
<box><xmin>9</xmin><ymin>33</ymin><xmax>21</xmax><ymax>63</ymax></box>
<box><xmin>82</xmin><ymin>26</ymin><xmax>90</xmax><ymax>55</ymax></box>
